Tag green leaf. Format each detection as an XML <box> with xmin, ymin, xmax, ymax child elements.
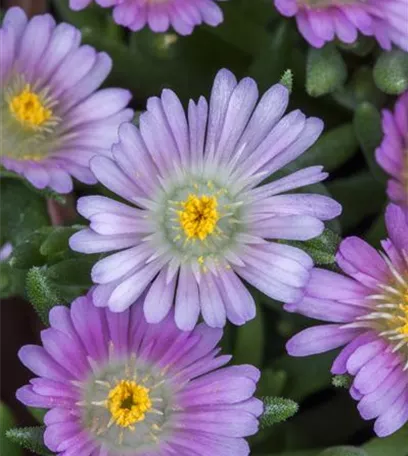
<box><xmin>374</xmin><ymin>50</ymin><xmax>408</xmax><ymax>95</ymax></box>
<box><xmin>257</xmin><ymin>368</ymin><xmax>288</xmax><ymax>398</ymax></box>
<box><xmin>274</xmin><ymin>352</ymin><xmax>334</xmax><ymax>401</ymax></box>
<box><xmin>249</xmin><ymin>21</ymin><xmax>293</xmax><ymax>92</ymax></box>
<box><xmin>280</xmin><ymin>70</ymin><xmax>294</xmax><ymax>93</ymax></box>
<box><xmin>293</xmin><ymin>123</ymin><xmax>359</xmax><ymax>172</ymax></box>
<box><xmin>0</xmin><ymin>179</ymin><xmax>49</xmax><ymax>246</ymax></box>
<box><xmin>9</xmin><ymin>229</ymin><xmax>52</xmax><ymax>270</ymax></box>
<box><xmin>260</xmin><ymin>397</ymin><xmax>299</xmax><ymax>428</ymax></box>
<box><xmin>306</xmin><ymin>45</ymin><xmax>347</xmax><ymax>97</ymax></box>
<box><xmin>353</xmin><ymin>103</ymin><xmax>387</xmax><ymax>183</ymax></box>
<box><xmin>332</xmin><ymin>374</ymin><xmax>352</xmax><ymax>389</ymax></box>
<box><xmin>0</xmin><ymin>262</ymin><xmax>26</xmax><ymax>299</ymax></box>
<box><xmin>234</xmin><ymin>304</ymin><xmax>264</xmax><ymax>368</ymax></box>
<box><xmin>28</xmin><ymin>408</ymin><xmax>46</xmax><ymax>424</ymax></box>
<box><xmin>6</xmin><ymin>427</ymin><xmax>52</xmax><ymax>456</ymax></box>
<box><xmin>46</xmin><ymin>258</ymin><xmax>96</xmax><ymax>286</ymax></box>
<box><xmin>0</xmin><ymin>402</ymin><xmax>22</xmax><ymax>456</ymax></box>
<box><xmin>363</xmin><ymin>426</ymin><xmax>408</xmax><ymax>456</ymax></box>
<box><xmin>285</xmin><ymin>229</ymin><xmax>341</xmax><ymax>267</ymax></box>
<box><xmin>26</xmin><ymin>267</ymin><xmax>62</xmax><ymax>325</ymax></box>
<box><xmin>327</xmin><ymin>172</ymin><xmax>386</xmax><ymax>231</ymax></box>
<box><xmin>364</xmin><ymin>212</ymin><xmax>386</xmax><ymax>248</ymax></box>
<box><xmin>318</xmin><ymin>447</ymin><xmax>368</xmax><ymax>456</ymax></box>
<box><xmin>337</xmin><ymin>36</ymin><xmax>376</xmax><ymax>57</ymax></box>
<box><xmin>39</xmin><ymin>226</ymin><xmax>83</xmax><ymax>259</ymax></box>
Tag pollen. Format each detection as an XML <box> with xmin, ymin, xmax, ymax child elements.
<box><xmin>178</xmin><ymin>194</ymin><xmax>220</xmax><ymax>241</ymax></box>
<box><xmin>107</xmin><ymin>380</ymin><xmax>152</xmax><ymax>429</ymax></box>
<box><xmin>396</xmin><ymin>291</ymin><xmax>408</xmax><ymax>336</ymax></box>
<box><xmin>9</xmin><ymin>84</ymin><xmax>52</xmax><ymax>128</ymax></box>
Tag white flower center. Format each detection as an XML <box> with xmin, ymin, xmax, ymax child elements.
<box><xmin>156</xmin><ymin>175</ymin><xmax>245</xmax><ymax>266</ymax></box>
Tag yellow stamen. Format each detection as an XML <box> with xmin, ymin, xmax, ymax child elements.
<box><xmin>9</xmin><ymin>84</ymin><xmax>52</xmax><ymax>128</ymax></box>
<box><xmin>178</xmin><ymin>194</ymin><xmax>219</xmax><ymax>241</ymax></box>
<box><xmin>397</xmin><ymin>291</ymin><xmax>408</xmax><ymax>335</ymax></box>
<box><xmin>107</xmin><ymin>380</ymin><xmax>152</xmax><ymax>429</ymax></box>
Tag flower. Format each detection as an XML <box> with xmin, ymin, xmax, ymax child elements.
<box><xmin>0</xmin><ymin>7</ymin><xmax>133</xmax><ymax>193</ymax></box>
<box><xmin>286</xmin><ymin>204</ymin><xmax>408</xmax><ymax>437</ymax></box>
<box><xmin>0</xmin><ymin>243</ymin><xmax>12</xmax><ymax>262</ymax></box>
<box><xmin>16</xmin><ymin>292</ymin><xmax>262</xmax><ymax>456</ymax></box>
<box><xmin>69</xmin><ymin>0</ymin><xmax>224</xmax><ymax>35</ymax></box>
<box><xmin>274</xmin><ymin>0</ymin><xmax>408</xmax><ymax>51</ymax></box>
<box><xmin>70</xmin><ymin>68</ymin><xmax>341</xmax><ymax>330</ymax></box>
<box><xmin>376</xmin><ymin>91</ymin><xmax>408</xmax><ymax>222</ymax></box>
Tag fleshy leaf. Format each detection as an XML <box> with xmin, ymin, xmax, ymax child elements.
<box><xmin>6</xmin><ymin>427</ymin><xmax>52</xmax><ymax>456</ymax></box>
<box><xmin>260</xmin><ymin>397</ymin><xmax>299</xmax><ymax>428</ymax></box>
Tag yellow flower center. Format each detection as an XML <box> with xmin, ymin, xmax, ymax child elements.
<box><xmin>8</xmin><ymin>84</ymin><xmax>52</xmax><ymax>128</ymax></box>
<box><xmin>178</xmin><ymin>194</ymin><xmax>220</xmax><ymax>241</ymax></box>
<box><xmin>107</xmin><ymin>380</ymin><xmax>152</xmax><ymax>429</ymax></box>
<box><xmin>396</xmin><ymin>291</ymin><xmax>408</xmax><ymax>336</ymax></box>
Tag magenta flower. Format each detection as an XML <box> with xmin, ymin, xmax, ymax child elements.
<box><xmin>376</xmin><ymin>91</ymin><xmax>408</xmax><ymax>221</ymax></box>
<box><xmin>69</xmin><ymin>0</ymin><xmax>224</xmax><ymax>35</ymax></box>
<box><xmin>17</xmin><ymin>292</ymin><xmax>262</xmax><ymax>456</ymax></box>
<box><xmin>286</xmin><ymin>204</ymin><xmax>408</xmax><ymax>437</ymax></box>
<box><xmin>274</xmin><ymin>0</ymin><xmax>408</xmax><ymax>51</ymax></box>
<box><xmin>70</xmin><ymin>68</ymin><xmax>341</xmax><ymax>330</ymax></box>
<box><xmin>0</xmin><ymin>7</ymin><xmax>133</xmax><ymax>193</ymax></box>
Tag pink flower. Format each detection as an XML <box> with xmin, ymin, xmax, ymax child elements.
<box><xmin>275</xmin><ymin>0</ymin><xmax>408</xmax><ymax>50</ymax></box>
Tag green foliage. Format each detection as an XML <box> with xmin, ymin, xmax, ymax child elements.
<box><xmin>306</xmin><ymin>45</ymin><xmax>347</xmax><ymax>97</ymax></box>
<box><xmin>363</xmin><ymin>427</ymin><xmax>408</xmax><ymax>456</ymax></box>
<box><xmin>286</xmin><ymin>229</ymin><xmax>341</xmax><ymax>267</ymax></box>
<box><xmin>332</xmin><ymin>375</ymin><xmax>352</xmax><ymax>389</ymax></box>
<box><xmin>374</xmin><ymin>50</ymin><xmax>408</xmax><ymax>95</ymax></box>
<box><xmin>318</xmin><ymin>447</ymin><xmax>368</xmax><ymax>456</ymax></box>
<box><xmin>5</xmin><ymin>427</ymin><xmax>52</xmax><ymax>456</ymax></box>
<box><xmin>234</xmin><ymin>304</ymin><xmax>264</xmax><ymax>367</ymax></box>
<box><xmin>353</xmin><ymin>103</ymin><xmax>387</xmax><ymax>183</ymax></box>
<box><xmin>0</xmin><ymin>402</ymin><xmax>22</xmax><ymax>456</ymax></box>
<box><xmin>26</xmin><ymin>267</ymin><xmax>63</xmax><ymax>325</ymax></box>
<box><xmin>260</xmin><ymin>397</ymin><xmax>299</xmax><ymax>428</ymax></box>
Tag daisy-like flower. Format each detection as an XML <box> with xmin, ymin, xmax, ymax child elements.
<box><xmin>0</xmin><ymin>7</ymin><xmax>133</xmax><ymax>194</ymax></box>
<box><xmin>274</xmin><ymin>0</ymin><xmax>408</xmax><ymax>51</ymax></box>
<box><xmin>70</xmin><ymin>68</ymin><xmax>341</xmax><ymax>330</ymax></box>
<box><xmin>286</xmin><ymin>204</ymin><xmax>408</xmax><ymax>437</ymax></box>
<box><xmin>376</xmin><ymin>92</ymin><xmax>408</xmax><ymax>222</ymax></box>
<box><xmin>69</xmin><ymin>0</ymin><xmax>224</xmax><ymax>35</ymax></box>
<box><xmin>17</xmin><ymin>292</ymin><xmax>262</xmax><ymax>456</ymax></box>
<box><xmin>0</xmin><ymin>243</ymin><xmax>13</xmax><ymax>262</ymax></box>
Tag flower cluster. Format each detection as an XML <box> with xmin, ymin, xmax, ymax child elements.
<box><xmin>70</xmin><ymin>68</ymin><xmax>341</xmax><ymax>329</ymax></box>
<box><xmin>275</xmin><ymin>0</ymin><xmax>408</xmax><ymax>51</ymax></box>
<box><xmin>69</xmin><ymin>0</ymin><xmax>224</xmax><ymax>35</ymax></box>
<box><xmin>287</xmin><ymin>204</ymin><xmax>408</xmax><ymax>437</ymax></box>
<box><xmin>0</xmin><ymin>7</ymin><xmax>133</xmax><ymax>193</ymax></box>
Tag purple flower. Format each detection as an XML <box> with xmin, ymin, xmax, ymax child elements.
<box><xmin>376</xmin><ymin>91</ymin><xmax>408</xmax><ymax>222</ymax></box>
<box><xmin>286</xmin><ymin>204</ymin><xmax>408</xmax><ymax>437</ymax></box>
<box><xmin>69</xmin><ymin>0</ymin><xmax>224</xmax><ymax>35</ymax></box>
<box><xmin>0</xmin><ymin>7</ymin><xmax>133</xmax><ymax>194</ymax></box>
<box><xmin>70</xmin><ymin>68</ymin><xmax>341</xmax><ymax>330</ymax></box>
<box><xmin>0</xmin><ymin>243</ymin><xmax>13</xmax><ymax>262</ymax></box>
<box><xmin>274</xmin><ymin>0</ymin><xmax>408</xmax><ymax>51</ymax></box>
<box><xmin>17</xmin><ymin>292</ymin><xmax>262</xmax><ymax>456</ymax></box>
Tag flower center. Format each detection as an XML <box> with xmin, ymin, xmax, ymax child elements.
<box><xmin>178</xmin><ymin>194</ymin><xmax>220</xmax><ymax>241</ymax></box>
<box><xmin>107</xmin><ymin>380</ymin><xmax>152</xmax><ymax>429</ymax></box>
<box><xmin>9</xmin><ymin>84</ymin><xmax>52</xmax><ymax>129</ymax></box>
<box><xmin>396</xmin><ymin>291</ymin><xmax>408</xmax><ymax>336</ymax></box>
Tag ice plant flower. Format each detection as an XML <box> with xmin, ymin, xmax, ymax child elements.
<box><xmin>16</xmin><ymin>292</ymin><xmax>262</xmax><ymax>455</ymax></box>
<box><xmin>0</xmin><ymin>7</ymin><xmax>133</xmax><ymax>193</ymax></box>
<box><xmin>274</xmin><ymin>0</ymin><xmax>408</xmax><ymax>51</ymax></box>
<box><xmin>376</xmin><ymin>91</ymin><xmax>408</xmax><ymax>222</ymax></box>
<box><xmin>70</xmin><ymin>68</ymin><xmax>341</xmax><ymax>330</ymax></box>
<box><xmin>286</xmin><ymin>204</ymin><xmax>408</xmax><ymax>437</ymax></box>
<box><xmin>69</xmin><ymin>0</ymin><xmax>224</xmax><ymax>35</ymax></box>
